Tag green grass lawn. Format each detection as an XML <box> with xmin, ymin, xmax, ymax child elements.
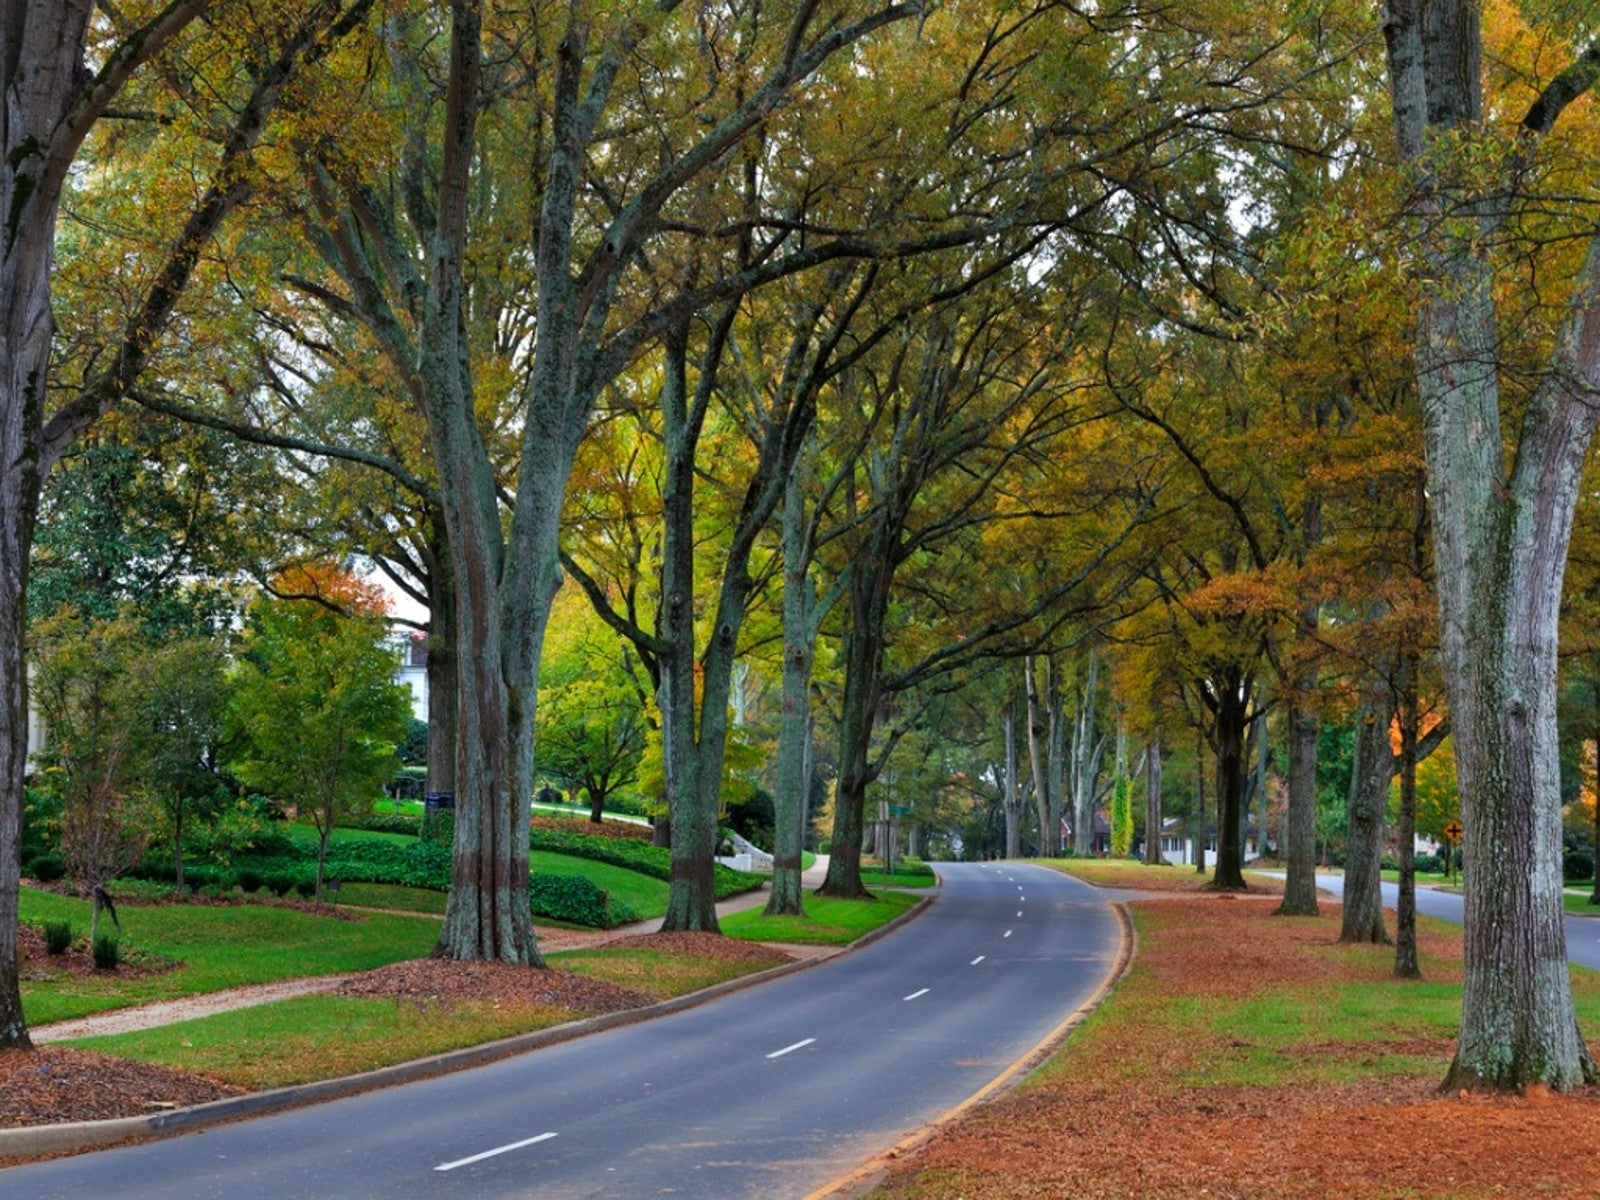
<box><xmin>64</xmin><ymin>944</ymin><xmax>787</xmax><ymax>1089</ymax></box>
<box><xmin>19</xmin><ymin>888</ymin><xmax>440</xmax><ymax>1025</ymax></box>
<box><xmin>64</xmin><ymin>994</ymin><xmax>580</xmax><ymax>1090</ymax></box>
<box><xmin>332</xmin><ymin>882</ymin><xmax>448</xmax><ymax>915</ymax></box>
<box><xmin>720</xmin><ymin>890</ymin><xmax>921</xmax><ymax>945</ymax></box>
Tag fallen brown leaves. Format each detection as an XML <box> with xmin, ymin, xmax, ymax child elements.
<box><xmin>0</xmin><ymin>1047</ymin><xmax>239</xmax><ymax>1129</ymax></box>
<box><xmin>870</xmin><ymin>899</ymin><xmax>1600</xmax><ymax>1200</ymax></box>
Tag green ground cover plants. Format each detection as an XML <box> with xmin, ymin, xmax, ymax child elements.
<box><xmin>719</xmin><ymin>891</ymin><xmax>922</xmax><ymax>945</ymax></box>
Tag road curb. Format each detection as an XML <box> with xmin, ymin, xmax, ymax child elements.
<box><xmin>0</xmin><ymin>892</ymin><xmax>935</xmax><ymax>1160</ymax></box>
<box><xmin>803</xmin><ymin>880</ymin><xmax>1138</xmax><ymax>1200</ymax></box>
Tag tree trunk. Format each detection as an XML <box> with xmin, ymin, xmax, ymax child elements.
<box><xmin>1385</xmin><ymin>0</ymin><xmax>1596</xmax><ymax>1093</ymax></box>
<box><xmin>424</xmin><ymin>521</ymin><xmax>458</xmax><ymax>796</ymax></box>
<box><xmin>768</xmin><ymin>468</ymin><xmax>815</xmax><ymax>916</ymax></box>
<box><xmin>1340</xmin><ymin>681</ymin><xmax>1392</xmax><ymax>945</ymax></box>
<box><xmin>1252</xmin><ymin>708</ymin><xmax>1270</xmax><ymax>859</ymax></box>
<box><xmin>1193</xmin><ymin>731</ymin><xmax>1207</xmax><ymax>874</ymax></box>
<box><xmin>1591</xmin><ymin>683</ymin><xmax>1600</xmax><ymax>908</ymax></box>
<box><xmin>1003</xmin><ymin>702</ymin><xmax>1022</xmax><ymax>859</ymax></box>
<box><xmin>1143</xmin><ymin>730</ymin><xmax>1164</xmax><ymax>866</ymax></box>
<box><xmin>1071</xmin><ymin>648</ymin><xmax>1102</xmax><ymax>856</ymax></box>
<box><xmin>1395</xmin><ymin>652</ymin><xmax>1421</xmax><ymax>979</ymax></box>
<box><xmin>1025</xmin><ymin>656</ymin><xmax>1052</xmax><ymax>856</ymax></box>
<box><xmin>1210</xmin><ymin>673</ymin><xmax>1250</xmax><ymax>890</ymax></box>
<box><xmin>1275</xmin><ymin>698</ymin><xmax>1320</xmax><ymax>916</ymax></box>
<box><xmin>0</xmin><ymin>0</ymin><xmax>98</xmax><ymax>1051</ymax></box>
<box><xmin>821</xmin><ymin>526</ymin><xmax>894</xmax><ymax>899</ymax></box>
<box><xmin>1047</xmin><ymin>663</ymin><xmax>1066</xmax><ymax>856</ymax></box>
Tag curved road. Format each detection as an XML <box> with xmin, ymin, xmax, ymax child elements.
<box><xmin>1315</xmin><ymin>873</ymin><xmax>1600</xmax><ymax>971</ymax></box>
<box><xmin>4</xmin><ymin>862</ymin><xmax>1122</xmax><ymax>1200</ymax></box>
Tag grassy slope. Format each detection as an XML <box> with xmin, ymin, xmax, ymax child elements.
<box><xmin>720</xmin><ymin>891</ymin><xmax>921</xmax><ymax>945</ymax></box>
<box><xmin>19</xmin><ymin>889</ymin><xmax>440</xmax><ymax>1025</ymax></box>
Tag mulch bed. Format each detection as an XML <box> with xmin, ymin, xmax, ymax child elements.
<box><xmin>0</xmin><ymin>1046</ymin><xmax>241</xmax><ymax>1129</ymax></box>
<box><xmin>15</xmin><ymin>925</ymin><xmax>174</xmax><ymax>982</ymax></box>
<box><xmin>332</xmin><ymin>957</ymin><xmax>654</xmax><ymax>1014</ymax></box>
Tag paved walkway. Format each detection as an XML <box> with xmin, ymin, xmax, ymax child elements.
<box><xmin>34</xmin><ymin>858</ymin><xmax>834</xmax><ymax>1043</ymax></box>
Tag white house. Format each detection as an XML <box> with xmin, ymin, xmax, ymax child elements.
<box><xmin>395</xmin><ymin>630</ymin><xmax>429</xmax><ymax>721</ymax></box>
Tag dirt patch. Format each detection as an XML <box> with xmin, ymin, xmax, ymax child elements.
<box><xmin>868</xmin><ymin>899</ymin><xmax>1600</xmax><ymax>1200</ymax></box>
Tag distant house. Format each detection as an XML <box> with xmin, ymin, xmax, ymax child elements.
<box><xmin>1143</xmin><ymin>817</ymin><xmax>1266</xmax><ymax>868</ymax></box>
<box><xmin>395</xmin><ymin>631</ymin><xmax>428</xmax><ymax>721</ymax></box>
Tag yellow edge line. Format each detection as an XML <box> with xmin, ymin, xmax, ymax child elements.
<box><xmin>803</xmin><ymin>897</ymin><xmax>1138</xmax><ymax>1200</ymax></box>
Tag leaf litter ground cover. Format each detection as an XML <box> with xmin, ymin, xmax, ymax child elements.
<box><xmin>868</xmin><ymin>884</ymin><xmax>1600</xmax><ymax>1200</ymax></box>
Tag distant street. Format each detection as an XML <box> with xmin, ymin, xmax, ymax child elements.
<box><xmin>1314</xmin><ymin>873</ymin><xmax>1600</xmax><ymax>971</ymax></box>
<box><xmin>4</xmin><ymin>862</ymin><xmax>1123</xmax><ymax>1200</ymax></box>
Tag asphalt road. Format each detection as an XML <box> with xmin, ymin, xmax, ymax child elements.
<box><xmin>3</xmin><ymin>861</ymin><xmax>1122</xmax><ymax>1200</ymax></box>
<box><xmin>1314</xmin><ymin>873</ymin><xmax>1600</xmax><ymax>971</ymax></box>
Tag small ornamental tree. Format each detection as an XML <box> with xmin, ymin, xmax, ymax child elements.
<box><xmin>226</xmin><ymin>568</ymin><xmax>411</xmax><ymax>902</ymax></box>
<box><xmin>30</xmin><ymin>609</ymin><xmax>155</xmax><ymax>938</ymax></box>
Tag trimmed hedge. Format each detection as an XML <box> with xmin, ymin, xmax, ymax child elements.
<box><xmin>528</xmin><ymin>829</ymin><xmax>763</xmax><ymax>898</ymax></box>
<box><xmin>529</xmin><ymin>874</ymin><xmax>639</xmax><ymax>927</ymax></box>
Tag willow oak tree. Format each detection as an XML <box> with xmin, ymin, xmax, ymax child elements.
<box><xmin>284</xmin><ymin>0</ymin><xmax>984</xmax><ymax>962</ymax></box>
<box><xmin>1383</xmin><ymin>0</ymin><xmax>1600</xmax><ymax>1090</ymax></box>
<box><xmin>0</xmin><ymin>0</ymin><xmax>370</xmax><ymax>1050</ymax></box>
<box><xmin>817</xmin><ymin>288</ymin><xmax>1147</xmax><ymax>897</ymax></box>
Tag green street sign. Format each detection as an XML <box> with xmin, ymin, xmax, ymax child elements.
<box><xmin>889</xmin><ymin>804</ymin><xmax>912</xmax><ymax>817</ymax></box>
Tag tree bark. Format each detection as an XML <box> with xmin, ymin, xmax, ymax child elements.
<box><xmin>1385</xmin><ymin>0</ymin><xmax>1597</xmax><ymax>1093</ymax></box>
<box><xmin>1004</xmin><ymin>702</ymin><xmax>1022</xmax><ymax>859</ymax></box>
<box><xmin>1209</xmin><ymin>670</ymin><xmax>1250</xmax><ymax>890</ymax></box>
<box><xmin>1144</xmin><ymin>729</ymin><xmax>1164</xmax><ymax>866</ymax></box>
<box><xmin>1340</xmin><ymin>680</ymin><xmax>1392</xmax><ymax>945</ymax></box>
<box><xmin>0</xmin><ymin>0</ymin><xmax>214</xmax><ymax>1051</ymax></box>
<box><xmin>1395</xmin><ymin>651</ymin><xmax>1421</xmax><ymax>978</ymax></box>
<box><xmin>1025</xmin><ymin>656</ymin><xmax>1053</xmax><ymax>856</ymax></box>
<box><xmin>1071</xmin><ymin>648</ymin><xmax>1103</xmax><ymax>856</ymax></box>
<box><xmin>1275</xmin><ymin>698</ymin><xmax>1321</xmax><ymax>915</ymax></box>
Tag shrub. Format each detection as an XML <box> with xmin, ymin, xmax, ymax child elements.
<box><xmin>91</xmin><ymin>930</ymin><xmax>121</xmax><ymax>970</ymax></box>
<box><xmin>26</xmin><ymin>854</ymin><xmax>65</xmax><ymax>883</ymax></box>
<box><xmin>294</xmin><ymin>878</ymin><xmax>317</xmax><ymax>898</ymax></box>
<box><xmin>1413</xmin><ymin>853</ymin><xmax>1443</xmax><ymax>875</ymax></box>
<box><xmin>43</xmin><ymin>920</ymin><xmax>73</xmax><ymax>955</ymax></box>
<box><xmin>237</xmin><ymin>868</ymin><xmax>264</xmax><ymax>894</ymax></box>
<box><xmin>1564</xmin><ymin>851</ymin><xmax>1594</xmax><ymax>884</ymax></box>
<box><xmin>528</xmin><ymin>873</ymin><xmax>639</xmax><ymax>928</ymax></box>
<box><xmin>345</xmin><ymin>812</ymin><xmax>424</xmax><ymax>837</ymax></box>
<box><xmin>528</xmin><ymin>828</ymin><xmax>761</xmax><ymax>898</ymax></box>
<box><xmin>265</xmin><ymin>873</ymin><xmax>296</xmax><ymax>897</ymax></box>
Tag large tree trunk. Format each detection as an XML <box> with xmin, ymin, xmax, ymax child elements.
<box><xmin>1385</xmin><ymin>0</ymin><xmax>1596</xmax><ymax>1094</ymax></box>
<box><xmin>424</xmin><ymin>521</ymin><xmax>458</xmax><ymax>795</ymax></box>
<box><xmin>1276</xmin><ymin>698</ymin><xmax>1321</xmax><ymax>916</ymax></box>
<box><xmin>1193</xmin><ymin>731</ymin><xmax>1207</xmax><ymax>874</ymax></box>
<box><xmin>822</xmin><ymin>560</ymin><xmax>891</xmax><ymax>898</ymax></box>
<box><xmin>1340</xmin><ymin>681</ymin><xmax>1392</xmax><ymax>945</ymax></box>
<box><xmin>0</xmin><ymin>0</ymin><xmax>124</xmax><ymax>1051</ymax></box>
<box><xmin>1209</xmin><ymin>670</ymin><xmax>1250</xmax><ymax>890</ymax></box>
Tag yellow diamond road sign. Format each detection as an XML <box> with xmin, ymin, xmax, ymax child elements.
<box><xmin>1443</xmin><ymin>820</ymin><xmax>1463</xmax><ymax>844</ymax></box>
